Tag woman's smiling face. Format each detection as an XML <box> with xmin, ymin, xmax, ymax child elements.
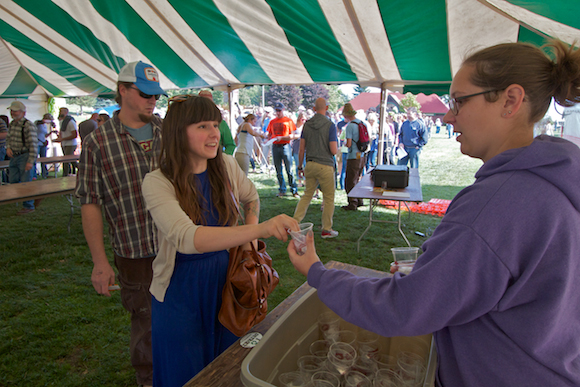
<box><xmin>186</xmin><ymin>120</ymin><xmax>221</xmax><ymax>172</ymax></box>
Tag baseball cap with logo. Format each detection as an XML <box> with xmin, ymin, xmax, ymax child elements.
<box><xmin>8</xmin><ymin>101</ymin><xmax>26</xmax><ymax>112</ymax></box>
<box><xmin>274</xmin><ymin>102</ymin><xmax>285</xmax><ymax>111</ymax></box>
<box><xmin>118</xmin><ymin>61</ymin><xmax>167</xmax><ymax>96</ymax></box>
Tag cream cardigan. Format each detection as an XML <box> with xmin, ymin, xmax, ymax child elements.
<box><xmin>142</xmin><ymin>154</ymin><xmax>259</xmax><ymax>302</ymax></box>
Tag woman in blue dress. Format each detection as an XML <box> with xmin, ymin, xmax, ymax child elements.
<box><xmin>142</xmin><ymin>95</ymin><xmax>298</xmax><ymax>387</ymax></box>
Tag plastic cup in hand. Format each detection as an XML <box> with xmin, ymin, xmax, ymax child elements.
<box><xmin>318</xmin><ymin>311</ymin><xmax>341</xmax><ymax>342</ymax></box>
<box><xmin>327</xmin><ymin>342</ymin><xmax>357</xmax><ymax>375</ymax></box>
<box><xmin>289</xmin><ymin>222</ymin><xmax>314</xmax><ymax>255</ymax></box>
<box><xmin>390</xmin><ymin>247</ymin><xmax>419</xmax><ymax>262</ymax></box>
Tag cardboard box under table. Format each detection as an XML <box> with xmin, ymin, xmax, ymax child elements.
<box><xmin>240</xmin><ymin>274</ymin><xmax>437</xmax><ymax>387</ymax></box>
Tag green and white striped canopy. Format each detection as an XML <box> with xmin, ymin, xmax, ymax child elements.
<box><xmin>0</xmin><ymin>0</ymin><xmax>578</xmax><ymax>99</ymax></box>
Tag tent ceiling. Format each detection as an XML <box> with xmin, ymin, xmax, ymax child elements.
<box><xmin>0</xmin><ymin>0</ymin><xmax>577</xmax><ymax>99</ymax></box>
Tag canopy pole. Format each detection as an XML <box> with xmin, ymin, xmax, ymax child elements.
<box><xmin>377</xmin><ymin>83</ymin><xmax>388</xmax><ymax>165</ymax></box>
<box><xmin>227</xmin><ymin>84</ymin><xmax>235</xmax><ymax>133</ymax></box>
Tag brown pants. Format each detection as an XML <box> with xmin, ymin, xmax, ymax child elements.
<box><xmin>114</xmin><ymin>254</ymin><xmax>154</xmax><ymax>386</ymax></box>
<box><xmin>345</xmin><ymin>156</ymin><xmax>366</xmax><ymax>208</ymax></box>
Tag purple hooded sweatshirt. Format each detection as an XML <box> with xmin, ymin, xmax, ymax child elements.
<box><xmin>308</xmin><ymin>136</ymin><xmax>580</xmax><ymax>386</ymax></box>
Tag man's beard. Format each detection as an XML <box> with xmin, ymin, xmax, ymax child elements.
<box><xmin>139</xmin><ymin>113</ymin><xmax>152</xmax><ymax>124</ymax></box>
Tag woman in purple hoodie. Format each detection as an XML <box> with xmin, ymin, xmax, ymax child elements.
<box><xmin>288</xmin><ymin>40</ymin><xmax>580</xmax><ymax>387</ymax></box>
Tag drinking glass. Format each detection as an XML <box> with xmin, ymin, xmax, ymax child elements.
<box><xmin>298</xmin><ymin>355</ymin><xmax>326</xmax><ymax>377</ymax></box>
<box><xmin>311</xmin><ymin>370</ymin><xmax>341</xmax><ymax>387</ymax></box>
<box><xmin>397</xmin><ymin>352</ymin><xmax>426</xmax><ymax>386</ymax></box>
<box><xmin>279</xmin><ymin>371</ymin><xmax>308</xmax><ymax>387</ymax></box>
<box><xmin>343</xmin><ymin>370</ymin><xmax>372</xmax><ymax>387</ymax></box>
<box><xmin>310</xmin><ymin>340</ymin><xmax>331</xmax><ymax>357</ymax></box>
<box><xmin>318</xmin><ymin>311</ymin><xmax>341</xmax><ymax>342</ymax></box>
<box><xmin>357</xmin><ymin>330</ymin><xmax>381</xmax><ymax>361</ymax></box>
<box><xmin>327</xmin><ymin>342</ymin><xmax>357</xmax><ymax>375</ymax></box>
<box><xmin>374</xmin><ymin>368</ymin><xmax>404</xmax><ymax>387</ymax></box>
<box><xmin>289</xmin><ymin>222</ymin><xmax>314</xmax><ymax>255</ymax></box>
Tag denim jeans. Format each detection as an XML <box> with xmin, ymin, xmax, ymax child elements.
<box><xmin>34</xmin><ymin>144</ymin><xmax>48</xmax><ymax>179</ymax></box>
<box><xmin>340</xmin><ymin>152</ymin><xmax>348</xmax><ymax>190</ymax></box>
<box><xmin>398</xmin><ymin>146</ymin><xmax>421</xmax><ymax>168</ymax></box>
<box><xmin>9</xmin><ymin>152</ymin><xmax>34</xmax><ymax>209</ymax></box>
<box><xmin>0</xmin><ymin>146</ymin><xmax>6</xmax><ymax>183</ymax></box>
<box><xmin>272</xmin><ymin>144</ymin><xmax>297</xmax><ymax>194</ymax></box>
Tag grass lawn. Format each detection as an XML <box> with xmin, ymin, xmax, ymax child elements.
<box><xmin>0</xmin><ymin>131</ymin><xmax>482</xmax><ymax>386</ymax></box>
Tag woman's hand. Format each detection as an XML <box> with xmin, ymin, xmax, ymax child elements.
<box><xmin>287</xmin><ymin>230</ymin><xmax>320</xmax><ymax>276</ymax></box>
<box><xmin>260</xmin><ymin>214</ymin><xmax>299</xmax><ymax>242</ymax></box>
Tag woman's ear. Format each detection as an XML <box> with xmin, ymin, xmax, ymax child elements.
<box><xmin>502</xmin><ymin>84</ymin><xmax>525</xmax><ymax>117</ymax></box>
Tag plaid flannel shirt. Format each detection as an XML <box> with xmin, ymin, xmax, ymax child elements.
<box><xmin>6</xmin><ymin>117</ymin><xmax>37</xmax><ymax>164</ymax></box>
<box><xmin>75</xmin><ymin>111</ymin><xmax>162</xmax><ymax>258</ymax></box>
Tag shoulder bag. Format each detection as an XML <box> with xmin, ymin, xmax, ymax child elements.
<box><xmin>218</xmin><ymin>192</ymin><xmax>279</xmax><ymax>337</ymax></box>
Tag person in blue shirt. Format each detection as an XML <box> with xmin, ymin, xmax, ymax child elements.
<box><xmin>397</xmin><ymin>107</ymin><xmax>428</xmax><ymax>168</ymax></box>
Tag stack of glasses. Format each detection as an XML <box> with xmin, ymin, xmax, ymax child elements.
<box><xmin>277</xmin><ymin>311</ymin><xmax>429</xmax><ymax>387</ymax></box>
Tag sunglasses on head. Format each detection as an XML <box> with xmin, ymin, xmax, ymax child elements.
<box><xmin>129</xmin><ymin>86</ymin><xmax>160</xmax><ymax>100</ymax></box>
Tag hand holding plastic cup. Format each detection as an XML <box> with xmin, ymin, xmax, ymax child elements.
<box><xmin>289</xmin><ymin>222</ymin><xmax>314</xmax><ymax>255</ymax></box>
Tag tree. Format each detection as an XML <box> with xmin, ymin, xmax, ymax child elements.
<box><xmin>326</xmin><ymin>85</ymin><xmax>349</xmax><ymax>113</ymax></box>
<box><xmin>239</xmin><ymin>86</ymin><xmax>262</xmax><ymax>107</ymax></box>
<box><xmin>265</xmin><ymin>84</ymin><xmax>302</xmax><ymax>111</ymax></box>
<box><xmin>398</xmin><ymin>92</ymin><xmax>422</xmax><ymax>112</ymax></box>
<box><xmin>300</xmin><ymin>84</ymin><xmax>329</xmax><ymax>110</ymax></box>
<box><xmin>65</xmin><ymin>96</ymin><xmax>97</xmax><ymax>114</ymax></box>
<box><xmin>354</xmin><ymin>85</ymin><xmax>370</xmax><ymax>96</ymax></box>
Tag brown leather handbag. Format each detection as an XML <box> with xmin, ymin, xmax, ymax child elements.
<box><xmin>218</xmin><ymin>239</ymin><xmax>279</xmax><ymax>337</ymax></box>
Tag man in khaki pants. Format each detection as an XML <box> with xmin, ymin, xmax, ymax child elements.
<box><xmin>293</xmin><ymin>98</ymin><xmax>339</xmax><ymax>238</ymax></box>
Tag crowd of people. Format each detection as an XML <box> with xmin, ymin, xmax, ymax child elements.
<box><xmin>1</xmin><ymin>102</ymin><xmax>110</xmax><ymax>213</ymax></box>
<box><xmin>5</xmin><ymin>38</ymin><xmax>580</xmax><ymax>387</ymax></box>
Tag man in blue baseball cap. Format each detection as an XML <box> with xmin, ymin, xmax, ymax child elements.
<box><xmin>75</xmin><ymin>60</ymin><xmax>167</xmax><ymax>387</ymax></box>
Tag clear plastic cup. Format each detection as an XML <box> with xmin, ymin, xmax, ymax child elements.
<box><xmin>343</xmin><ymin>370</ymin><xmax>372</xmax><ymax>387</ymax></box>
<box><xmin>289</xmin><ymin>222</ymin><xmax>314</xmax><ymax>255</ymax></box>
<box><xmin>357</xmin><ymin>330</ymin><xmax>381</xmax><ymax>361</ymax></box>
<box><xmin>311</xmin><ymin>370</ymin><xmax>341</xmax><ymax>387</ymax></box>
<box><xmin>390</xmin><ymin>247</ymin><xmax>420</xmax><ymax>261</ymax></box>
<box><xmin>310</xmin><ymin>340</ymin><xmax>331</xmax><ymax>357</ymax></box>
<box><xmin>318</xmin><ymin>311</ymin><xmax>341</xmax><ymax>342</ymax></box>
<box><xmin>327</xmin><ymin>342</ymin><xmax>357</xmax><ymax>375</ymax></box>
<box><xmin>298</xmin><ymin>355</ymin><xmax>326</xmax><ymax>377</ymax></box>
<box><xmin>279</xmin><ymin>371</ymin><xmax>308</xmax><ymax>387</ymax></box>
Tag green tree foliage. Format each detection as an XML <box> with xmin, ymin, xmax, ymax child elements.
<box><xmin>265</xmin><ymin>84</ymin><xmax>302</xmax><ymax>111</ymax></box>
<box><xmin>399</xmin><ymin>92</ymin><xmax>422</xmax><ymax>112</ymax></box>
<box><xmin>239</xmin><ymin>86</ymin><xmax>263</xmax><ymax>107</ymax></box>
<box><xmin>354</xmin><ymin>85</ymin><xmax>370</xmax><ymax>96</ymax></box>
<box><xmin>327</xmin><ymin>85</ymin><xmax>349</xmax><ymax>113</ymax></box>
<box><xmin>65</xmin><ymin>96</ymin><xmax>97</xmax><ymax>114</ymax></box>
<box><xmin>300</xmin><ymin>84</ymin><xmax>329</xmax><ymax>110</ymax></box>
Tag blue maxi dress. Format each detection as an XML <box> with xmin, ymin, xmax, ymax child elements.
<box><xmin>151</xmin><ymin>171</ymin><xmax>238</xmax><ymax>387</ymax></box>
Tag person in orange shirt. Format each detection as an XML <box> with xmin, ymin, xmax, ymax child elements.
<box><xmin>266</xmin><ymin>102</ymin><xmax>300</xmax><ymax>197</ymax></box>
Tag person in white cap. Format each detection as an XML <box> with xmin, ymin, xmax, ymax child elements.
<box><xmin>6</xmin><ymin>100</ymin><xmax>37</xmax><ymax>214</ymax></box>
<box><xmin>75</xmin><ymin>61</ymin><xmax>167</xmax><ymax>387</ymax></box>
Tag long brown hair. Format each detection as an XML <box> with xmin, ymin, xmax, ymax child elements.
<box><xmin>159</xmin><ymin>95</ymin><xmax>238</xmax><ymax>226</ymax></box>
<box><xmin>464</xmin><ymin>40</ymin><xmax>580</xmax><ymax>123</ymax></box>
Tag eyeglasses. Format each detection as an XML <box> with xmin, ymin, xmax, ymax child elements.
<box><xmin>129</xmin><ymin>86</ymin><xmax>160</xmax><ymax>100</ymax></box>
<box><xmin>449</xmin><ymin>89</ymin><xmax>500</xmax><ymax>116</ymax></box>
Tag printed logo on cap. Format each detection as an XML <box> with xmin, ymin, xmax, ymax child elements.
<box><xmin>144</xmin><ymin>67</ymin><xmax>159</xmax><ymax>82</ymax></box>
